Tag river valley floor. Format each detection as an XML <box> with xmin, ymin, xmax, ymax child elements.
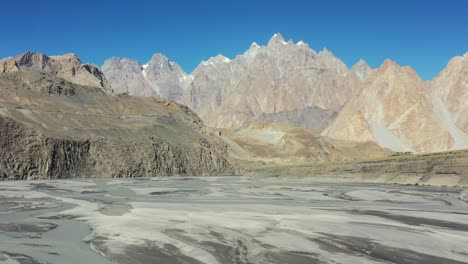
<box><xmin>0</xmin><ymin>177</ymin><xmax>467</xmax><ymax>264</ymax></box>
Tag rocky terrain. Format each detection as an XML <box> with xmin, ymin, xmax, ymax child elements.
<box><xmin>0</xmin><ymin>54</ymin><xmax>236</xmax><ymax>179</ymax></box>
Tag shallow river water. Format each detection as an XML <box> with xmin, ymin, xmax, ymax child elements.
<box><xmin>0</xmin><ymin>177</ymin><xmax>467</xmax><ymax>264</ymax></box>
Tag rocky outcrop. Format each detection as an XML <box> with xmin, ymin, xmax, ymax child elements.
<box><xmin>0</xmin><ymin>70</ymin><xmax>236</xmax><ymax>180</ymax></box>
<box><xmin>1</xmin><ymin>52</ymin><xmax>111</xmax><ymax>92</ymax></box>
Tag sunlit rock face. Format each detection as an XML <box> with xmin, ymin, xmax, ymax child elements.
<box><xmin>1</xmin><ymin>52</ymin><xmax>111</xmax><ymax>92</ymax></box>
<box><xmin>182</xmin><ymin>33</ymin><xmax>365</xmax><ymax>130</ymax></box>
<box><xmin>103</xmin><ymin>33</ymin><xmax>368</xmax><ymax>131</ymax></box>
<box><xmin>100</xmin><ymin>35</ymin><xmax>468</xmax><ymax>153</ymax></box>
<box><xmin>102</xmin><ymin>53</ymin><xmax>189</xmax><ymax>100</ymax></box>
<box><xmin>429</xmin><ymin>53</ymin><xmax>468</xmax><ymax>141</ymax></box>
<box><xmin>325</xmin><ymin>60</ymin><xmax>455</xmax><ymax>153</ymax></box>
<box><xmin>325</xmin><ymin>55</ymin><xmax>468</xmax><ymax>153</ymax></box>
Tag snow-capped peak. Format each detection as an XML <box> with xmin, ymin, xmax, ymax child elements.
<box><xmin>250</xmin><ymin>42</ymin><xmax>260</xmax><ymax>48</ymax></box>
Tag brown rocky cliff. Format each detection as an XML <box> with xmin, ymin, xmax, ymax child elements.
<box><xmin>0</xmin><ymin>70</ymin><xmax>236</xmax><ymax>179</ymax></box>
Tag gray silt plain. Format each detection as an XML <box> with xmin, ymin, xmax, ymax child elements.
<box><xmin>0</xmin><ymin>176</ymin><xmax>467</xmax><ymax>264</ymax></box>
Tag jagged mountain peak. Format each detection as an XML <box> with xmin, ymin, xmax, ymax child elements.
<box><xmin>381</xmin><ymin>59</ymin><xmax>400</xmax><ymax>68</ymax></box>
<box><xmin>353</xmin><ymin>59</ymin><xmax>369</xmax><ymax>67</ymax></box>
<box><xmin>206</xmin><ymin>54</ymin><xmax>231</xmax><ymax>64</ymax></box>
<box><xmin>268</xmin><ymin>33</ymin><xmax>287</xmax><ymax>46</ymax></box>
<box><xmin>351</xmin><ymin>59</ymin><xmax>372</xmax><ymax>81</ymax></box>
<box><xmin>378</xmin><ymin>59</ymin><xmax>421</xmax><ymax>81</ymax></box>
<box><xmin>296</xmin><ymin>40</ymin><xmax>309</xmax><ymax>48</ymax></box>
<box><xmin>102</xmin><ymin>53</ymin><xmax>188</xmax><ymax>100</ymax></box>
<box><xmin>319</xmin><ymin>47</ymin><xmax>331</xmax><ymax>53</ymax></box>
<box><xmin>250</xmin><ymin>42</ymin><xmax>261</xmax><ymax>49</ymax></box>
<box><xmin>149</xmin><ymin>53</ymin><xmax>170</xmax><ymax>63</ymax></box>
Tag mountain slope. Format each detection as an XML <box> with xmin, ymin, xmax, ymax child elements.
<box><xmin>324</xmin><ymin>60</ymin><xmax>455</xmax><ymax>153</ymax></box>
<box><xmin>428</xmin><ymin>53</ymin><xmax>468</xmax><ymax>149</ymax></box>
<box><xmin>102</xmin><ymin>33</ymin><xmax>370</xmax><ymax>131</ymax></box>
<box><xmin>182</xmin><ymin>33</ymin><xmax>366</xmax><ymax>129</ymax></box>
<box><xmin>0</xmin><ymin>54</ymin><xmax>235</xmax><ymax>179</ymax></box>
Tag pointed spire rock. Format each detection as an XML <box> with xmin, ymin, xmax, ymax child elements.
<box><xmin>318</xmin><ymin>48</ymin><xmax>334</xmax><ymax>57</ymax></box>
<box><xmin>250</xmin><ymin>42</ymin><xmax>260</xmax><ymax>48</ymax></box>
<box><xmin>382</xmin><ymin>59</ymin><xmax>399</xmax><ymax>68</ymax></box>
<box><xmin>353</xmin><ymin>59</ymin><xmax>369</xmax><ymax>67</ymax></box>
<box><xmin>296</xmin><ymin>40</ymin><xmax>308</xmax><ymax>47</ymax></box>
<box><xmin>148</xmin><ymin>53</ymin><xmax>170</xmax><ymax>64</ymax></box>
<box><xmin>351</xmin><ymin>59</ymin><xmax>372</xmax><ymax>81</ymax></box>
<box><xmin>268</xmin><ymin>33</ymin><xmax>286</xmax><ymax>46</ymax></box>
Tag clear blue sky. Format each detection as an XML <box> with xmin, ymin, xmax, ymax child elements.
<box><xmin>1</xmin><ymin>0</ymin><xmax>467</xmax><ymax>80</ymax></box>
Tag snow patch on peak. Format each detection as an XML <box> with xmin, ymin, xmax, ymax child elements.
<box><xmin>251</xmin><ymin>42</ymin><xmax>260</xmax><ymax>48</ymax></box>
<box><xmin>141</xmin><ymin>64</ymin><xmax>149</xmax><ymax>79</ymax></box>
<box><xmin>297</xmin><ymin>41</ymin><xmax>306</xmax><ymax>46</ymax></box>
<box><xmin>204</xmin><ymin>55</ymin><xmax>231</xmax><ymax>65</ymax></box>
<box><xmin>268</xmin><ymin>33</ymin><xmax>286</xmax><ymax>46</ymax></box>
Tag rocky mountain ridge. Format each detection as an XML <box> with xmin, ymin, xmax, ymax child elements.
<box><xmin>101</xmin><ymin>35</ymin><xmax>467</xmax><ymax>153</ymax></box>
<box><xmin>325</xmin><ymin>55</ymin><xmax>468</xmax><ymax>153</ymax></box>
<box><xmin>102</xmin><ymin>33</ymin><xmax>368</xmax><ymax>131</ymax></box>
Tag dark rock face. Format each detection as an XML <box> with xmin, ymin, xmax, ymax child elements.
<box><xmin>0</xmin><ymin>71</ymin><xmax>236</xmax><ymax>180</ymax></box>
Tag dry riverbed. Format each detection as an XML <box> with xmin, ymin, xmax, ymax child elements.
<box><xmin>0</xmin><ymin>177</ymin><xmax>467</xmax><ymax>264</ymax></box>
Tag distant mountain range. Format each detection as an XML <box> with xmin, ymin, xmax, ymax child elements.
<box><xmin>101</xmin><ymin>33</ymin><xmax>468</xmax><ymax>153</ymax></box>
<box><xmin>1</xmin><ymin>33</ymin><xmax>466</xmax><ymax>154</ymax></box>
